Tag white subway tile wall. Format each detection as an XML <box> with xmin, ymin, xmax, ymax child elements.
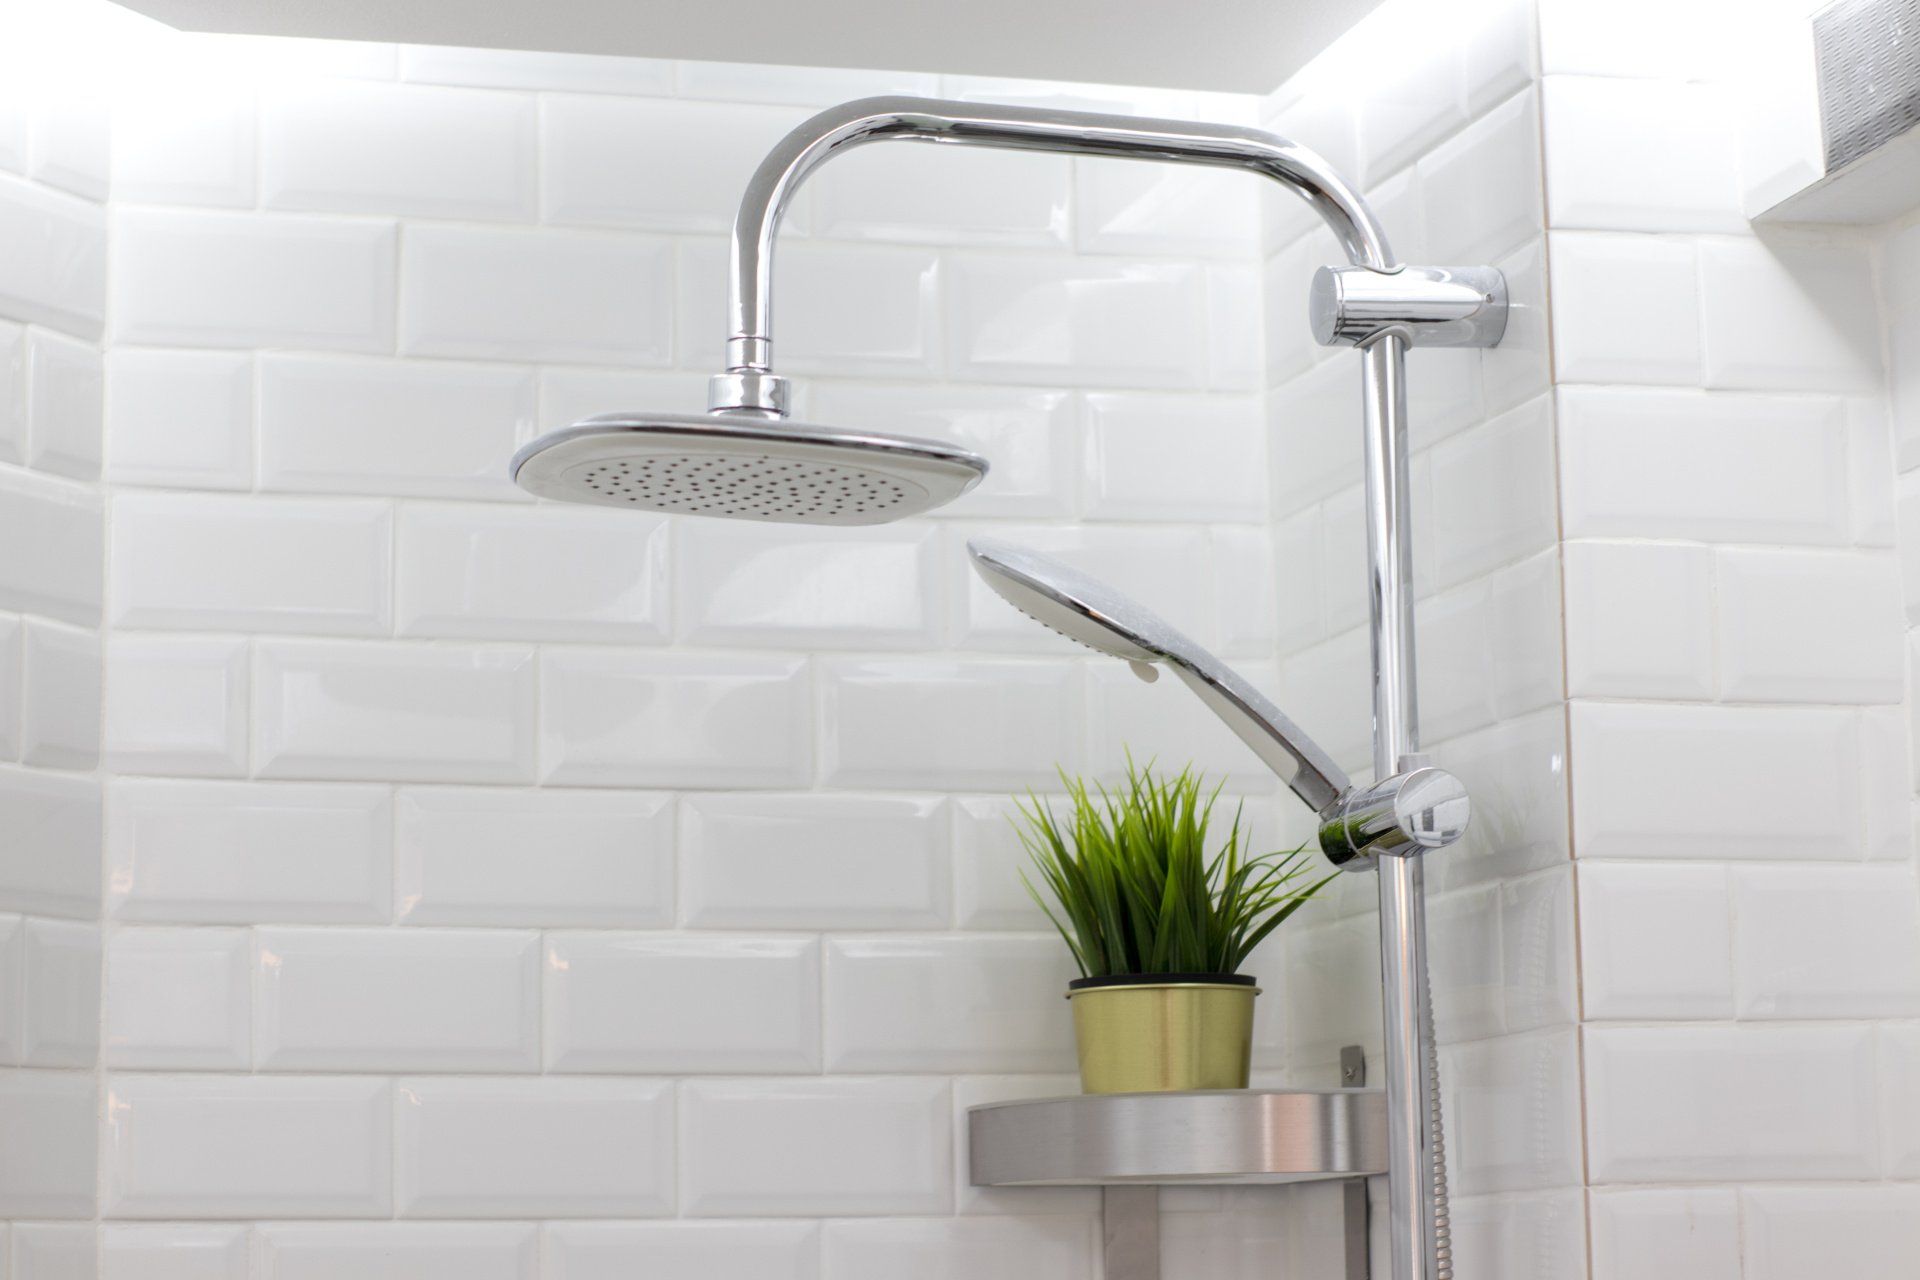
<box><xmin>1551</xmin><ymin>7</ymin><xmax>1920</xmax><ymax>1277</ymax></box>
<box><xmin>0</xmin><ymin>4</ymin><xmax>108</xmax><ymax>1260</ymax></box>
<box><xmin>11</xmin><ymin>0</ymin><xmax>1919</xmax><ymax>1275</ymax></box>
<box><xmin>43</xmin><ymin>4</ymin><xmax>1319</xmax><ymax>1275</ymax></box>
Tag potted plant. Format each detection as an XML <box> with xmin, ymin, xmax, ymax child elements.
<box><xmin>1015</xmin><ymin>759</ymin><xmax>1333</xmax><ymax>1094</ymax></box>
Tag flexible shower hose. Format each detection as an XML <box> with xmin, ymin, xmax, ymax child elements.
<box><xmin>1424</xmin><ymin>954</ymin><xmax>1452</xmax><ymax>1280</ymax></box>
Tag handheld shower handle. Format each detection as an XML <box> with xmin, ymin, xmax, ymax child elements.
<box><xmin>1165</xmin><ymin>659</ymin><xmax>1350</xmax><ymax>815</ymax></box>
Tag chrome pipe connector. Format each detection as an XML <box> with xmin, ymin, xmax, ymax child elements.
<box><xmin>1319</xmin><ymin>762</ymin><xmax>1472</xmax><ymax>871</ymax></box>
<box><xmin>707</xmin><ymin>369</ymin><xmax>790</xmax><ymax>418</ymax></box>
<box><xmin>1309</xmin><ymin>265</ymin><xmax>1508</xmax><ymax>349</ymax></box>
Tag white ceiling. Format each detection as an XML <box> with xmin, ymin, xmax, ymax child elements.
<box><xmin>106</xmin><ymin>0</ymin><xmax>1383</xmax><ymax>93</ymax></box>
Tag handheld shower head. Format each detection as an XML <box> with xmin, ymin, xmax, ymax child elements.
<box><xmin>966</xmin><ymin>538</ymin><xmax>1351</xmax><ymax>814</ymax></box>
<box><xmin>511</xmin><ymin>412</ymin><xmax>988</xmax><ymax>525</ymax></box>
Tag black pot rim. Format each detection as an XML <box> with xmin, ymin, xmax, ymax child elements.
<box><xmin>1067</xmin><ymin>971</ymin><xmax>1257</xmax><ymax>990</ymax></box>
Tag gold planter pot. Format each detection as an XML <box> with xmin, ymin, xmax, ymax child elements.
<box><xmin>1067</xmin><ymin>973</ymin><xmax>1259</xmax><ymax>1094</ymax></box>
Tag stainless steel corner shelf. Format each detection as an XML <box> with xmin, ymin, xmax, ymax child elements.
<box><xmin>968</xmin><ymin>1087</ymin><xmax>1387</xmax><ymax>1186</ymax></box>
<box><xmin>968</xmin><ymin>1086</ymin><xmax>1386</xmax><ymax>1280</ymax></box>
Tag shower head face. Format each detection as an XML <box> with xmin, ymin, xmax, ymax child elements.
<box><xmin>965</xmin><ymin>538</ymin><xmax>1182</xmax><ymax>666</ymax></box>
<box><xmin>511</xmin><ymin>412</ymin><xmax>988</xmax><ymax>525</ymax></box>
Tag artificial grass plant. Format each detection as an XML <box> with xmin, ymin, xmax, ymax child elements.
<box><xmin>1014</xmin><ymin>758</ymin><xmax>1334</xmax><ymax>979</ymax></box>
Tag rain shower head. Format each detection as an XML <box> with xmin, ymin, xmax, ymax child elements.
<box><xmin>511</xmin><ymin>412</ymin><xmax>988</xmax><ymax>525</ymax></box>
<box><xmin>966</xmin><ymin>537</ymin><xmax>1351</xmax><ymax>814</ymax></box>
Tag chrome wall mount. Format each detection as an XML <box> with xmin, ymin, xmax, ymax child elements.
<box><xmin>525</xmin><ymin>93</ymin><xmax>1509</xmax><ymax>1280</ymax></box>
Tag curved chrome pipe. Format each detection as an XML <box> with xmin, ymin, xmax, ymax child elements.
<box><xmin>717</xmin><ymin>95</ymin><xmax>1394</xmax><ymax>404</ymax></box>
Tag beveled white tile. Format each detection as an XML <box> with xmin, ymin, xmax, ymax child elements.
<box><xmin>396</xmin><ymin>1076</ymin><xmax>673</xmax><ymax>1217</ymax></box>
<box><xmin>680</xmin><ymin>1077</ymin><xmax>950</xmax><ymax>1216</ymax></box>
<box><xmin>111</xmin><ymin>493</ymin><xmax>392</xmax><ymax>635</ymax></box>
<box><xmin>540</xmin><ymin>1221</ymin><xmax>818</xmax><ymax>1280</ymax></box>
<box><xmin>537</xmin><ymin>368</ymin><xmax>708</xmax><ymax>434</ymax></box>
<box><xmin>816</xmin><ymin>145</ymin><xmax>1070</xmax><ymax>248</ymax></box>
<box><xmin>0</xmin><ymin>913</ymin><xmax>19</xmax><ymax>1062</ymax></box>
<box><xmin>1578</xmin><ymin>863</ymin><xmax>1734</xmax><ymax>1020</ymax></box>
<box><xmin>1416</xmin><ymin>89</ymin><xmax>1542</xmax><ymax>263</ymax></box>
<box><xmin>254</xmin><ymin>640</ymin><xmax>537</xmax><ymax>784</ymax></box>
<box><xmin>105</xmin><ymin>635</ymin><xmax>249</xmax><ymax>779</ymax></box>
<box><xmin>1081</xmin><ymin>392</ymin><xmax>1264</xmax><ymax>521</ymax></box>
<box><xmin>946</xmin><ymin>253</ymin><xmax>1207</xmax><ymax>389</ymax></box>
<box><xmin>1543</xmin><ymin>77</ymin><xmax>1743</xmax><ymax>233</ymax></box>
<box><xmin>1585</xmin><ymin>1025</ymin><xmax>1878</xmax><ymax>1182</ymax></box>
<box><xmin>1075</xmin><ymin>157</ymin><xmax>1256</xmax><ymax>258</ymax></box>
<box><xmin>0</xmin><ymin>466</ymin><xmax>102</xmax><ymax>627</ymax></box>
<box><xmin>1571</xmin><ymin>702</ymin><xmax>1863</xmax><ymax>860</ymax></box>
<box><xmin>1731</xmin><ymin>865</ymin><xmax>1920</xmax><ymax>1018</ymax></box>
<box><xmin>21</xmin><ymin>619</ymin><xmax>99</xmax><ymax>770</ymax></box>
<box><xmin>0</xmin><ymin>321</ymin><xmax>24</xmax><ymax>466</ymax></box>
<box><xmin>258</xmin><ymin>354</ymin><xmax>534</xmax><ymax>501</ymax></box>
<box><xmin>806</xmin><ymin>383</ymin><xmax>1076</xmax><ymax>519</ymax></box>
<box><xmin>109</xmin><ymin>778</ymin><xmax>391</xmax><ymax>924</ymax></box>
<box><xmin>0</xmin><ymin>766</ymin><xmax>103</xmax><ymax>920</ymax></box>
<box><xmin>1742</xmin><ymin>1186</ymin><xmax>1920</xmax><ymax>1280</ymax></box>
<box><xmin>1715</xmin><ymin>548</ymin><xmax>1903</xmax><ymax>703</ymax></box>
<box><xmin>1700</xmin><ymin>236</ymin><xmax>1882</xmax><ymax>393</ymax></box>
<box><xmin>104</xmin><ymin>926</ymin><xmax>250</xmax><ymax>1069</ymax></box>
<box><xmin>539</xmin><ymin>649</ymin><xmax>809</xmax><ymax>788</ymax></box>
<box><xmin>1441</xmin><ymin>1029</ymin><xmax>1582</xmax><ymax>1195</ymax></box>
<box><xmin>1447</xmin><ymin>1190</ymin><xmax>1588</xmax><ymax>1280</ymax></box>
<box><xmin>951</xmin><ymin>794</ymin><xmax>1061</xmax><ymax>932</ymax></box>
<box><xmin>824</xmin><ymin>935</ymin><xmax>1075</xmax><ymax>1073</ymax></box>
<box><xmin>255</xmin><ymin>1222</ymin><xmax>538</xmax><ymax>1280</ymax></box>
<box><xmin>112</xmin><ymin>209</ymin><xmax>395</xmax><ymax>352</ymax></box>
<box><xmin>1557</xmin><ymin>387</ymin><xmax>1851</xmax><ymax>543</ymax></box>
<box><xmin>1879</xmin><ymin>1024</ymin><xmax>1920</xmax><ymax>1176</ymax></box>
<box><xmin>104</xmin><ymin>349</ymin><xmax>252</xmax><ymax>490</ymax></box>
<box><xmin>1267</xmin><ymin>357</ymin><xmax>1360</xmax><ymax>517</ymax></box>
<box><xmin>1563</xmin><ymin>541</ymin><xmax>1715</xmax><ymax>700</ymax></box>
<box><xmin>106</xmin><ymin>1074</ymin><xmax>392</xmax><ymax>1218</ymax></box>
<box><xmin>546</xmin><ymin>933</ymin><xmax>819</xmax><ymax>1073</ymax></box>
<box><xmin>397</xmin><ymin>502</ymin><xmax>669</xmax><ymax>642</ymax></box>
<box><xmin>401</xmin><ymin>225</ymin><xmax>673</xmax><ymax>364</ymax></box>
<box><xmin>102</xmin><ymin>1223</ymin><xmax>249</xmax><ymax>1280</ymax></box>
<box><xmin>820</xmin><ymin>657</ymin><xmax>1081</xmax><ymax>790</ymax></box>
<box><xmin>110</xmin><ymin>81</ymin><xmax>256</xmax><ymax>209</ymax></box>
<box><xmin>20</xmin><ymin>917</ymin><xmax>98</xmax><ymax>1067</ymax></box>
<box><xmin>1589</xmin><ymin>1188</ymin><xmax>1741</xmax><ymax>1280</ymax></box>
<box><xmin>0</xmin><ymin>614</ymin><xmax>19</xmax><ymax>762</ymax></box>
<box><xmin>1210</xmin><ymin>525</ymin><xmax>1279</xmax><ymax>660</ymax></box>
<box><xmin>681</xmin><ymin>793</ymin><xmax>948</xmax><ymax>929</ymax></box>
<box><xmin>1548</xmin><ymin>232</ymin><xmax>1701</xmax><ymax>386</ymax></box>
<box><xmin>28</xmin><ymin>89</ymin><xmax>109</xmax><ymax>201</ymax></box>
<box><xmin>1426</xmin><ymin>395</ymin><xmax>1556</xmax><ymax>589</ymax></box>
<box><xmin>0</xmin><ymin>173</ymin><xmax>107</xmax><ymax>339</ymax></box>
<box><xmin>823</xmin><ymin>1217</ymin><xmax>1097</xmax><ymax>1280</ymax></box>
<box><xmin>261</xmin><ymin>80</ymin><xmax>536</xmax><ymax>220</ymax></box>
<box><xmin>401</xmin><ymin>44</ymin><xmax>674</xmax><ymax>95</ymax></box>
<box><xmin>25</xmin><ymin>327</ymin><xmax>100</xmax><ymax>481</ymax></box>
<box><xmin>0</xmin><ymin>1068</ymin><xmax>97</xmax><ymax>1217</ymax></box>
<box><xmin>1416</xmin><ymin>551</ymin><xmax>1562</xmax><ymax>744</ymax></box>
<box><xmin>675</xmin><ymin>520</ymin><xmax>939</xmax><ymax>649</ymax></box>
<box><xmin>256</xmin><ymin>927</ymin><xmax>540</xmax><ymax>1071</ymax></box>
<box><xmin>678</xmin><ymin>241</ymin><xmax>939</xmax><ymax>378</ymax></box>
<box><xmin>543</xmin><ymin>96</ymin><xmax>811</xmax><ymax>233</ymax></box>
<box><xmin>396</xmin><ymin>787</ymin><xmax>671</xmax><ymax>927</ymax></box>
<box><xmin>8</xmin><ymin>1222</ymin><xmax>97</xmax><ymax>1279</ymax></box>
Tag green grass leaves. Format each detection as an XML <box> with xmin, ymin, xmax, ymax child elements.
<box><xmin>1014</xmin><ymin>758</ymin><xmax>1333</xmax><ymax>979</ymax></box>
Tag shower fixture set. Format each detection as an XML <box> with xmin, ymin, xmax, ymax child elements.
<box><xmin>512</xmin><ymin>96</ymin><xmax>1509</xmax><ymax>1280</ymax></box>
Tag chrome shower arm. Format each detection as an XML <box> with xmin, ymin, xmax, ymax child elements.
<box><xmin>715</xmin><ymin>94</ymin><xmax>1395</xmax><ymax>409</ymax></box>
